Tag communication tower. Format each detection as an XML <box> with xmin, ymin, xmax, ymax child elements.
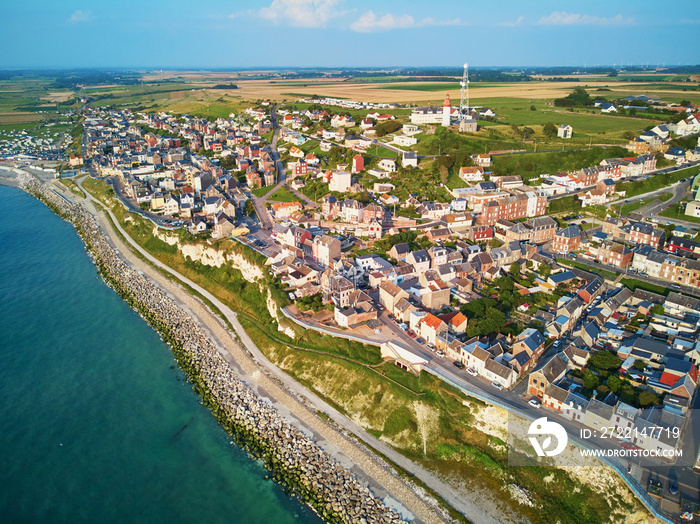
<box><xmin>459</xmin><ymin>62</ymin><xmax>469</xmax><ymax>117</ymax></box>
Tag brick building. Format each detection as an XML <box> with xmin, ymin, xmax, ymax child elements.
<box><xmin>552</xmin><ymin>225</ymin><xmax>582</xmax><ymax>254</ymax></box>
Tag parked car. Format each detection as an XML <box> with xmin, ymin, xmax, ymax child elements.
<box><xmin>453</xmin><ymin>360</ymin><xmax>465</xmax><ymax>369</ymax></box>
<box><xmin>416</xmin><ymin>337</ymin><xmax>426</xmax><ymax>345</ymax></box>
<box><xmin>620</xmin><ymin>440</ymin><xmax>637</xmax><ymax>450</ymax></box>
<box><xmin>528</xmin><ymin>399</ymin><xmax>541</xmax><ymax>409</ymax></box>
<box><xmin>427</xmin><ymin>343</ymin><xmax>436</xmax><ymax>352</ymax></box>
<box><xmin>466</xmin><ymin>367</ymin><xmax>478</xmax><ymax>377</ymax></box>
<box><xmin>670</xmin><ymin>480</ymin><xmax>678</xmax><ymax>495</ymax></box>
<box><xmin>436</xmin><ymin>349</ymin><xmax>445</xmax><ymax>357</ymax></box>
<box><xmin>492</xmin><ymin>381</ymin><xmax>504</xmax><ymax>390</ymax></box>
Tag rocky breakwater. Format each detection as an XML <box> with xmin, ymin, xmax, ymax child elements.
<box><xmin>18</xmin><ymin>173</ymin><xmax>405</xmax><ymax>524</ymax></box>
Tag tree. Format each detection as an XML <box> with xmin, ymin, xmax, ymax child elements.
<box><xmin>538</xmin><ymin>263</ymin><xmax>552</xmax><ymax>279</ymax></box>
<box><xmin>583</xmin><ymin>371</ymin><xmax>599</xmax><ymax>390</ymax></box>
<box><xmin>510</xmin><ymin>262</ymin><xmax>521</xmax><ymax>279</ymax></box>
<box><xmin>434</xmin><ymin>155</ymin><xmax>454</xmax><ymax>170</ymax></box>
<box><xmin>606</xmin><ymin>375</ymin><xmax>622</xmax><ymax>394</ymax></box>
<box><xmin>596</xmin><ymin>384</ymin><xmax>610</xmax><ymax>396</ymax></box>
<box><xmin>619</xmin><ymin>384</ymin><xmax>636</xmax><ymax>405</ymax></box>
<box><xmin>680</xmin><ymin>100</ymin><xmax>691</xmax><ymax>107</ymax></box>
<box><xmin>588</xmin><ymin>351</ymin><xmax>622</xmax><ymax>372</ymax></box>
<box><xmin>632</xmin><ymin>359</ymin><xmax>646</xmax><ymax>371</ymax></box>
<box><xmin>543</xmin><ymin>122</ymin><xmax>558</xmax><ymax>138</ymax></box>
<box><xmin>638</xmin><ymin>391</ymin><xmax>660</xmax><ymax>407</ymax></box>
<box><xmin>651</xmin><ymin>304</ymin><xmax>665</xmax><ymax>316</ymax></box>
<box><xmin>530</xmin><ymin>105</ymin><xmax>537</xmax><ymax>111</ymax></box>
<box><xmin>245</xmin><ymin>200</ymin><xmax>256</xmax><ymax>217</ymax></box>
<box><xmin>374</xmin><ymin>120</ymin><xmax>401</xmax><ymax>137</ymax></box>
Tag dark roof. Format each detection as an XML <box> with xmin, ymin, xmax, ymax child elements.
<box><xmin>545</xmin><ymin>384</ymin><xmax>570</xmax><ymax>403</ymax></box>
<box><xmin>541</xmin><ymin>355</ymin><xmax>567</xmax><ymax>382</ymax></box>
<box><xmin>556</xmin><ymin>224</ymin><xmax>581</xmax><ymax>238</ymax></box>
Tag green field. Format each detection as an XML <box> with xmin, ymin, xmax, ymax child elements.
<box><xmin>251</xmin><ymin>186</ymin><xmax>273</xmax><ymax>198</ymax></box>
<box><xmin>92</xmin><ymin>89</ymin><xmax>250</xmax><ymax>118</ymax></box>
<box><xmin>0</xmin><ymin>75</ymin><xmax>78</xmax><ymax>127</ymax></box>
<box><xmin>492</xmin><ymin>146</ymin><xmax>629</xmax><ymax>182</ymax></box>
<box><xmin>266</xmin><ymin>186</ymin><xmax>302</xmax><ymax>202</ymax></box>
<box><xmin>619</xmin><ymin>278</ymin><xmax>670</xmax><ymax>296</ymax></box>
<box><xmin>84</xmin><ymin>83</ymin><xmax>212</xmax><ymax>95</ymax></box>
<box><xmin>285</xmin><ymin>101</ymin><xmax>413</xmax><ymax>122</ymax></box>
<box><xmin>660</xmin><ymin>202</ymin><xmax>700</xmax><ymax>223</ymax></box>
<box><xmin>478</xmin><ymin>97</ymin><xmax>665</xmax><ymax>144</ymax></box>
<box><xmin>557</xmin><ymin>259</ymin><xmax>618</xmax><ymax>280</ymax></box>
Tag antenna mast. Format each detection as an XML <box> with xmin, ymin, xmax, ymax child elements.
<box><xmin>459</xmin><ymin>62</ymin><xmax>469</xmax><ymax>117</ymax></box>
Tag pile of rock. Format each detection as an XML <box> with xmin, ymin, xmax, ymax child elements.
<box><xmin>19</xmin><ymin>173</ymin><xmax>404</xmax><ymax>524</ymax></box>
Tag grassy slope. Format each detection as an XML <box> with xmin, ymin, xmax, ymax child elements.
<box><xmin>267</xmin><ymin>187</ymin><xmax>302</xmax><ymax>202</ymax></box>
<box><xmin>660</xmin><ymin>202</ymin><xmax>700</xmax><ymax>223</ymax></box>
<box><xmin>492</xmin><ymin>146</ymin><xmax>629</xmax><ymax>182</ymax></box>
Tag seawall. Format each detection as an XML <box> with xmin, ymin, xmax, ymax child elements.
<box><xmin>17</xmin><ymin>173</ymin><xmax>404</xmax><ymax>524</ymax></box>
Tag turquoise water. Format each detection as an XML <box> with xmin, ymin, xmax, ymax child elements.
<box><xmin>0</xmin><ymin>185</ymin><xmax>320</xmax><ymax>524</ymax></box>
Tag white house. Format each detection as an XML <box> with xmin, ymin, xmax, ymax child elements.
<box><xmin>459</xmin><ymin>166</ymin><xmax>485</xmax><ymax>182</ymax></box>
<box><xmin>558</xmin><ymin>124</ymin><xmax>573</xmax><ymax>139</ymax></box>
<box><xmin>378</xmin><ymin>158</ymin><xmax>397</xmax><ymax>172</ymax></box>
<box><xmin>394</xmin><ymin>135</ymin><xmax>417</xmax><ymax>147</ymax></box>
<box><xmin>329</xmin><ymin>171</ymin><xmax>352</xmax><ymax>193</ymax></box>
<box><xmin>686</xmin><ymin>201</ymin><xmax>700</xmax><ymax>218</ymax></box>
<box><xmin>402</xmin><ymin>152</ymin><xmax>418</xmax><ymax>168</ymax></box>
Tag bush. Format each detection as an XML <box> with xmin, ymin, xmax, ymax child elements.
<box><xmin>374</xmin><ymin>120</ymin><xmax>402</xmax><ymax>137</ymax></box>
<box><xmin>588</xmin><ymin>351</ymin><xmax>622</xmax><ymax>373</ymax></box>
<box><xmin>638</xmin><ymin>391</ymin><xmax>660</xmax><ymax>407</ymax></box>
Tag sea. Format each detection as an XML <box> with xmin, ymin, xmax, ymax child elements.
<box><xmin>0</xmin><ymin>185</ymin><xmax>320</xmax><ymax>524</ymax></box>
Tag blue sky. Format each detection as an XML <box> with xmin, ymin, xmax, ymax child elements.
<box><xmin>1</xmin><ymin>0</ymin><xmax>698</xmax><ymax>69</ymax></box>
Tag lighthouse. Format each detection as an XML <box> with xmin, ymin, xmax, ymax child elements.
<box><xmin>442</xmin><ymin>93</ymin><xmax>451</xmax><ymax>127</ymax></box>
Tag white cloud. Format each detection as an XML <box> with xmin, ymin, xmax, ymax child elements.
<box><xmin>229</xmin><ymin>10</ymin><xmax>254</xmax><ymax>20</ymax></box>
<box><xmin>68</xmin><ymin>9</ymin><xmax>93</xmax><ymax>23</ymax></box>
<box><xmin>350</xmin><ymin>11</ymin><xmax>462</xmax><ymax>33</ymax></box>
<box><xmin>257</xmin><ymin>0</ymin><xmax>345</xmax><ymax>28</ymax></box>
<box><xmin>501</xmin><ymin>15</ymin><xmax>524</xmax><ymax>27</ymax></box>
<box><xmin>537</xmin><ymin>11</ymin><xmax>634</xmax><ymax>26</ymax></box>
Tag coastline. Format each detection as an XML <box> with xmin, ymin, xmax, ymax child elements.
<box><xmin>15</xmin><ymin>172</ymin><xmax>451</xmax><ymax>524</ymax></box>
